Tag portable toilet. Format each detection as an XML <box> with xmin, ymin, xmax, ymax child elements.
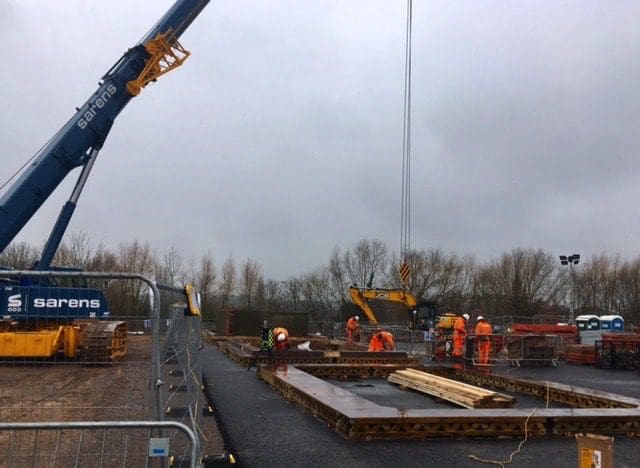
<box><xmin>599</xmin><ymin>315</ymin><xmax>624</xmax><ymax>332</ymax></box>
<box><xmin>575</xmin><ymin>314</ymin><xmax>600</xmax><ymax>331</ymax></box>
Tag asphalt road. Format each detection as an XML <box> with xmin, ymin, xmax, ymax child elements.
<box><xmin>202</xmin><ymin>344</ymin><xmax>640</xmax><ymax>468</ymax></box>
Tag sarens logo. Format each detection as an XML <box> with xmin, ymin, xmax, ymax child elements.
<box><xmin>7</xmin><ymin>294</ymin><xmax>22</xmax><ymax>312</ymax></box>
<box><xmin>33</xmin><ymin>298</ymin><xmax>101</xmax><ymax>309</ymax></box>
<box><xmin>77</xmin><ymin>83</ymin><xmax>118</xmax><ymax>130</ymax></box>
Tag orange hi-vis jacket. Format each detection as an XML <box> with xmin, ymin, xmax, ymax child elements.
<box><xmin>381</xmin><ymin>331</ymin><xmax>395</xmax><ymax>350</ymax></box>
<box><xmin>369</xmin><ymin>331</ymin><xmax>395</xmax><ymax>351</ymax></box>
<box><xmin>475</xmin><ymin>321</ymin><xmax>492</xmax><ymax>336</ymax></box>
<box><xmin>346</xmin><ymin>317</ymin><xmax>359</xmax><ymax>334</ymax></box>
<box><xmin>453</xmin><ymin>317</ymin><xmax>467</xmax><ymax>337</ymax></box>
<box><xmin>368</xmin><ymin>334</ymin><xmax>385</xmax><ymax>352</ymax></box>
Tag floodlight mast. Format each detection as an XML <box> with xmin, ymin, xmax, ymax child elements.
<box><xmin>559</xmin><ymin>254</ymin><xmax>580</xmax><ymax>324</ymax></box>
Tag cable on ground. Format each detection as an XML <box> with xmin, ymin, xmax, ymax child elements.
<box><xmin>467</xmin><ymin>380</ymin><xmax>551</xmax><ymax>467</ymax></box>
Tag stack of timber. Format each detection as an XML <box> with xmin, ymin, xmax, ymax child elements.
<box><xmin>563</xmin><ymin>344</ymin><xmax>596</xmax><ymax>365</ymax></box>
<box><xmin>387</xmin><ymin>368</ymin><xmax>515</xmax><ymax>408</ymax></box>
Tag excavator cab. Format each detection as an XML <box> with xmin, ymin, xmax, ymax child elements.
<box><xmin>412</xmin><ymin>301</ymin><xmax>438</xmax><ymax>331</ymax></box>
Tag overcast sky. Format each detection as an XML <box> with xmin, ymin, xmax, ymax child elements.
<box><xmin>1</xmin><ymin>1</ymin><xmax>639</xmax><ymax>280</ymax></box>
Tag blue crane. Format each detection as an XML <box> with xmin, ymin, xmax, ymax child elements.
<box><xmin>0</xmin><ymin>0</ymin><xmax>209</xmax><ymax>360</ymax></box>
<box><xmin>0</xmin><ymin>0</ymin><xmax>209</xmax><ymax>267</ymax></box>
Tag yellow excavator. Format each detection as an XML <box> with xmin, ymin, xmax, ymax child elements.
<box><xmin>349</xmin><ymin>285</ymin><xmax>462</xmax><ymax>358</ymax></box>
<box><xmin>348</xmin><ymin>285</ymin><xmax>455</xmax><ymax>331</ymax></box>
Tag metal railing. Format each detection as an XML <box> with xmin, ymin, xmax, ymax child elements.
<box><xmin>0</xmin><ymin>420</ymin><xmax>199</xmax><ymax>468</ymax></box>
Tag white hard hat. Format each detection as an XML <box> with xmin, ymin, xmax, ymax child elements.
<box><xmin>277</xmin><ymin>333</ymin><xmax>286</xmax><ymax>342</ymax></box>
<box><xmin>477</xmin><ymin>316</ymin><xmax>484</xmax><ymax>322</ymax></box>
<box><xmin>462</xmin><ymin>313</ymin><xmax>470</xmax><ymax>320</ymax></box>
<box><xmin>355</xmin><ymin>316</ymin><xmax>359</xmax><ymax>321</ymax></box>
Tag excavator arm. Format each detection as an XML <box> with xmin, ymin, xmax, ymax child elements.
<box><xmin>348</xmin><ymin>286</ymin><xmax>418</xmax><ymax>325</ymax></box>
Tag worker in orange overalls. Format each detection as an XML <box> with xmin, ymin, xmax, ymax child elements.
<box><xmin>475</xmin><ymin>316</ymin><xmax>492</xmax><ymax>364</ymax></box>
<box><xmin>368</xmin><ymin>329</ymin><xmax>395</xmax><ymax>352</ymax></box>
<box><xmin>452</xmin><ymin>313</ymin><xmax>470</xmax><ymax>358</ymax></box>
<box><xmin>273</xmin><ymin>327</ymin><xmax>290</xmax><ymax>351</ymax></box>
<box><xmin>346</xmin><ymin>315</ymin><xmax>360</xmax><ymax>343</ymax></box>
<box><xmin>381</xmin><ymin>330</ymin><xmax>396</xmax><ymax>351</ymax></box>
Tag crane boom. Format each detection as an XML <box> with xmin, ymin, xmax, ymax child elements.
<box><xmin>0</xmin><ymin>0</ymin><xmax>209</xmax><ymax>256</ymax></box>
<box><xmin>0</xmin><ymin>0</ymin><xmax>209</xmax><ymax>362</ymax></box>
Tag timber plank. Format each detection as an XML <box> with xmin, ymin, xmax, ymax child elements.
<box><xmin>388</xmin><ymin>369</ymin><xmax>515</xmax><ymax>408</ymax></box>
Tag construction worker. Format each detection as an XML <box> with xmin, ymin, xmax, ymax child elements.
<box><xmin>273</xmin><ymin>327</ymin><xmax>289</xmax><ymax>352</ymax></box>
<box><xmin>452</xmin><ymin>313</ymin><xmax>470</xmax><ymax>358</ymax></box>
<box><xmin>368</xmin><ymin>329</ymin><xmax>396</xmax><ymax>352</ymax></box>
<box><xmin>475</xmin><ymin>316</ymin><xmax>492</xmax><ymax>364</ymax></box>
<box><xmin>381</xmin><ymin>330</ymin><xmax>396</xmax><ymax>351</ymax></box>
<box><xmin>346</xmin><ymin>315</ymin><xmax>360</xmax><ymax>343</ymax></box>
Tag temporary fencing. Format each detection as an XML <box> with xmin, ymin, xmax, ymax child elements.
<box><xmin>308</xmin><ymin>320</ymin><xmax>343</xmax><ymax>339</ymax></box>
<box><xmin>0</xmin><ymin>421</ymin><xmax>198</xmax><ymax>468</ymax></box>
<box><xmin>596</xmin><ymin>334</ymin><xmax>640</xmax><ymax>370</ymax></box>
<box><xmin>358</xmin><ymin>325</ymin><xmax>437</xmax><ymax>357</ymax></box>
<box><xmin>0</xmin><ymin>270</ymin><xmax>209</xmax><ymax>467</ymax></box>
<box><xmin>464</xmin><ymin>334</ymin><xmax>560</xmax><ymax>367</ymax></box>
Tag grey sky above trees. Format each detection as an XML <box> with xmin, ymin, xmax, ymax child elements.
<box><xmin>1</xmin><ymin>1</ymin><xmax>639</xmax><ymax>280</ymax></box>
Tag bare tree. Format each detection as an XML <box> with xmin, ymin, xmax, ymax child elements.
<box><xmin>281</xmin><ymin>277</ymin><xmax>303</xmax><ymax>312</ymax></box>
<box><xmin>105</xmin><ymin>240</ymin><xmax>158</xmax><ymax>316</ymax></box>
<box><xmin>471</xmin><ymin>248</ymin><xmax>561</xmax><ymax>318</ymax></box>
<box><xmin>193</xmin><ymin>250</ymin><xmax>216</xmax><ymax>318</ymax></box>
<box><xmin>263</xmin><ymin>279</ymin><xmax>285</xmax><ymax>311</ymax></box>
<box><xmin>617</xmin><ymin>257</ymin><xmax>640</xmax><ymax>321</ymax></box>
<box><xmin>255</xmin><ymin>277</ymin><xmax>266</xmax><ymax>310</ymax></box>
<box><xmin>388</xmin><ymin>249</ymin><xmax>467</xmax><ymax>312</ymax></box>
<box><xmin>299</xmin><ymin>267</ymin><xmax>335</xmax><ymax>321</ymax></box>
<box><xmin>573</xmin><ymin>253</ymin><xmax>621</xmax><ymax>314</ymax></box>
<box><xmin>53</xmin><ymin>231</ymin><xmax>94</xmax><ymax>268</ymax></box>
<box><xmin>0</xmin><ymin>241</ymin><xmax>39</xmax><ymax>269</ymax></box>
<box><xmin>86</xmin><ymin>244</ymin><xmax>118</xmax><ymax>271</ymax></box>
<box><xmin>157</xmin><ymin>246</ymin><xmax>185</xmax><ymax>286</ymax></box>
<box><xmin>239</xmin><ymin>258</ymin><xmax>262</xmax><ymax>309</ymax></box>
<box><xmin>218</xmin><ymin>255</ymin><xmax>236</xmax><ymax>310</ymax></box>
<box><xmin>343</xmin><ymin>238</ymin><xmax>389</xmax><ymax>288</ymax></box>
<box><xmin>327</xmin><ymin>246</ymin><xmax>349</xmax><ymax>305</ymax></box>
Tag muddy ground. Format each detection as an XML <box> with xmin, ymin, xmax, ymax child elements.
<box><xmin>0</xmin><ymin>335</ymin><xmax>225</xmax><ymax>467</ymax></box>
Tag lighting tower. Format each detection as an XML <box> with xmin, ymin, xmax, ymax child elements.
<box><xmin>559</xmin><ymin>254</ymin><xmax>580</xmax><ymax>325</ymax></box>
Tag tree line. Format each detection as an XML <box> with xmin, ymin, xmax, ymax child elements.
<box><xmin>2</xmin><ymin>233</ymin><xmax>640</xmax><ymax>325</ymax></box>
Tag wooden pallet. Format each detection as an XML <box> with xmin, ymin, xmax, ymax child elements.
<box><xmin>387</xmin><ymin>368</ymin><xmax>515</xmax><ymax>408</ymax></box>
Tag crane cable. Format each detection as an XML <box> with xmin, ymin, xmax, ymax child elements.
<box><xmin>0</xmin><ymin>136</ymin><xmax>54</xmax><ymax>193</ymax></box>
<box><xmin>399</xmin><ymin>0</ymin><xmax>413</xmax><ymax>286</ymax></box>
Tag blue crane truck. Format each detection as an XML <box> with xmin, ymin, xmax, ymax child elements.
<box><xmin>0</xmin><ymin>0</ymin><xmax>209</xmax><ymax>361</ymax></box>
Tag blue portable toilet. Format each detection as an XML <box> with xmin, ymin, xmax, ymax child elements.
<box><xmin>599</xmin><ymin>315</ymin><xmax>624</xmax><ymax>332</ymax></box>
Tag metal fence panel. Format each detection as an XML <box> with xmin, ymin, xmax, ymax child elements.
<box><xmin>463</xmin><ymin>334</ymin><xmax>560</xmax><ymax>367</ymax></box>
<box><xmin>0</xmin><ymin>421</ymin><xmax>198</xmax><ymax>468</ymax></box>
